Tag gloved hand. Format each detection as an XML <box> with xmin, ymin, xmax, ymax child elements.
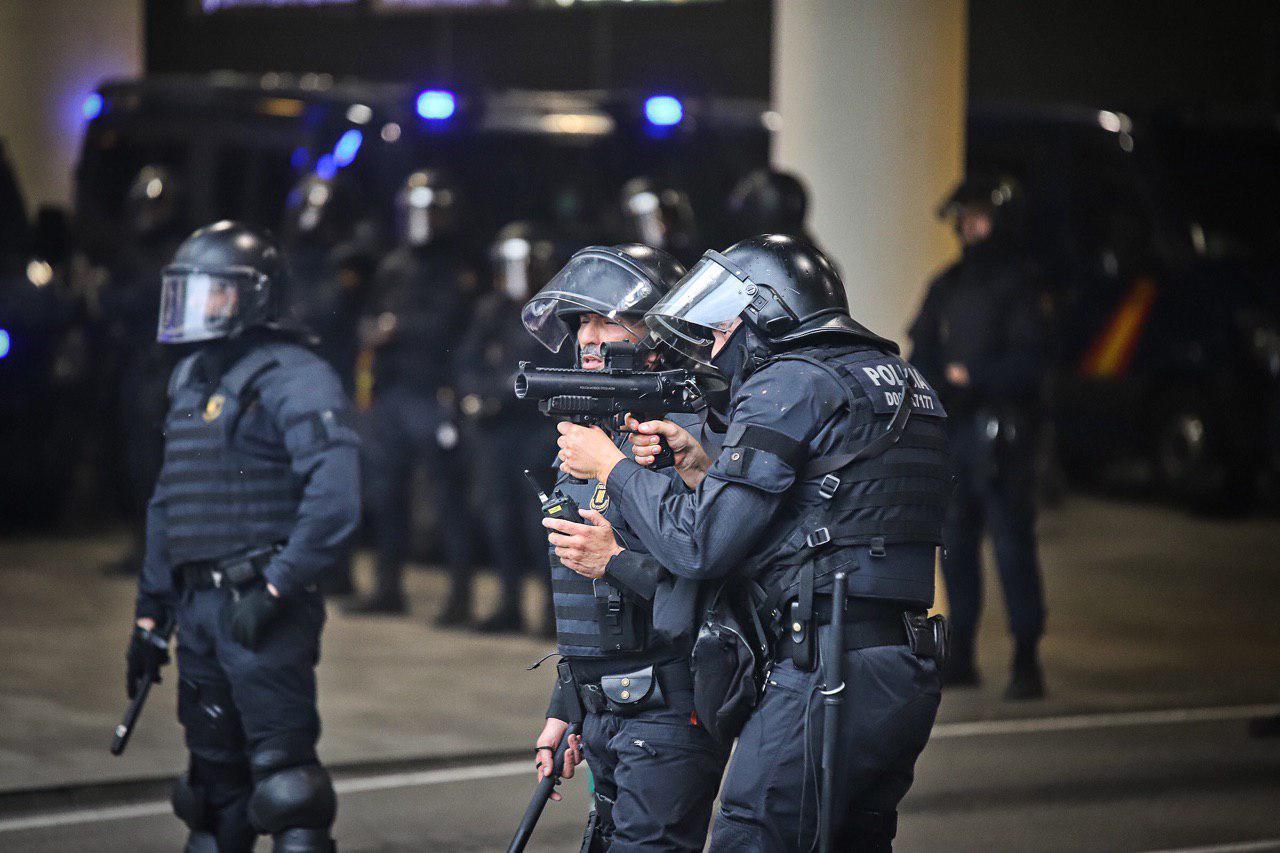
<box><xmin>126</xmin><ymin>624</ymin><xmax>171</xmax><ymax>699</ymax></box>
<box><xmin>224</xmin><ymin>585</ymin><xmax>283</xmax><ymax>650</ymax></box>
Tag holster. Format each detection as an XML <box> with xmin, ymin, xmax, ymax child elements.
<box><xmin>903</xmin><ymin>612</ymin><xmax>948</xmax><ymax>663</ymax></box>
<box><xmin>593</xmin><ymin>579</ymin><xmax>646</xmax><ymax>653</ymax></box>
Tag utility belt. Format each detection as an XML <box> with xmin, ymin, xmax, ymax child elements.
<box><xmin>176</xmin><ymin>544</ymin><xmax>282</xmax><ymax>592</ymax></box>
<box><xmin>558</xmin><ymin>659</ymin><xmax>694</xmax><ymax>719</ymax></box>
<box><xmin>775</xmin><ymin>594</ymin><xmax>947</xmax><ymax>670</ymax></box>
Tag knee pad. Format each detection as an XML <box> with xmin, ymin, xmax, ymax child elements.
<box><xmin>248</xmin><ymin>734</ymin><xmax>336</xmax><ymax>835</ymax></box>
<box><xmin>842</xmin><ymin>809</ymin><xmax>898</xmax><ymax>852</ymax></box>
<box><xmin>178</xmin><ymin>678</ymin><xmax>247</xmax><ymax>756</ymax></box>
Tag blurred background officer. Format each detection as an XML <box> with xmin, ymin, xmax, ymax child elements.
<box><xmin>617</xmin><ymin>176</ymin><xmax>702</xmax><ymax>267</ymax></box>
<box><xmin>347</xmin><ymin>169</ymin><xmax>480</xmax><ymax>619</ymax></box>
<box><xmin>99</xmin><ymin>164</ymin><xmax>186</xmax><ymax>575</ymax></box>
<box><xmin>559</xmin><ymin>235</ymin><xmax>948</xmax><ymax>851</ymax></box>
<box><xmin>908</xmin><ymin>175</ymin><xmax>1051</xmax><ymax>700</ymax></box>
<box><xmin>724</xmin><ymin>167</ymin><xmax>815</xmax><ymax>243</ymax></box>
<box><xmin>126</xmin><ymin>221</ymin><xmax>360</xmax><ymax>852</ymax></box>
<box><xmin>453</xmin><ymin>222</ymin><xmax>568</xmax><ymax>636</ymax></box>
<box><xmin>281</xmin><ymin>170</ymin><xmax>376</xmax><ymax>394</ymax></box>
<box><xmin>522</xmin><ymin>245</ymin><xmax>730</xmax><ymax>852</ymax></box>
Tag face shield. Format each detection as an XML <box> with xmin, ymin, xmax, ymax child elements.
<box><xmin>625</xmin><ymin>189</ymin><xmax>666</xmax><ymax>248</ymax></box>
<box><xmin>645</xmin><ymin>250</ymin><xmax>755</xmax><ymax>365</ymax></box>
<box><xmin>521</xmin><ymin>249</ymin><xmax>659</xmax><ymax>352</ymax></box>
<box><xmin>493</xmin><ymin>235</ymin><xmax>531</xmax><ymax>301</ymax></box>
<box><xmin>157</xmin><ymin>267</ymin><xmax>256</xmax><ymax>343</ymax></box>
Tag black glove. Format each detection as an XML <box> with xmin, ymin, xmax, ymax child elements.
<box><xmin>126</xmin><ymin>625</ymin><xmax>171</xmax><ymax>700</ymax></box>
<box><xmin>224</xmin><ymin>585</ymin><xmax>283</xmax><ymax>650</ymax></box>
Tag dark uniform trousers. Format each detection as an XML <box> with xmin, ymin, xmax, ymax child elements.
<box><xmin>362</xmin><ymin>385</ymin><xmax>477</xmax><ymax>601</ymax></box>
<box><xmin>582</xmin><ymin>704</ymin><xmax>728</xmax><ymax>852</ymax></box>
<box><xmin>711</xmin><ymin>637</ymin><xmax>940</xmax><ymax>852</ymax></box>
<box><xmin>176</xmin><ymin>587</ymin><xmax>325</xmax><ymax>763</ymax></box>
<box><xmin>942</xmin><ymin>417</ymin><xmax>1046</xmax><ymax>643</ymax></box>
<box><xmin>471</xmin><ymin>418</ymin><xmax>557</xmax><ymax>615</ymax></box>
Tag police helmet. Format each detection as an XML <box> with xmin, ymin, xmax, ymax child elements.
<box><xmin>936</xmin><ymin>173</ymin><xmax>1024</xmax><ymax>238</ymax></box>
<box><xmin>157</xmin><ymin>221</ymin><xmax>287</xmax><ymax>344</ymax></box>
<box><xmin>395</xmin><ymin>169</ymin><xmax>457</xmax><ymax>248</ymax></box>
<box><xmin>619</xmin><ymin>177</ymin><xmax>697</xmax><ymax>252</ymax></box>
<box><xmin>125</xmin><ymin>165</ymin><xmax>181</xmax><ymax>238</ymax></box>
<box><xmin>646</xmin><ymin>234</ymin><xmax>897</xmax><ymax>364</ymax></box>
<box><xmin>726</xmin><ymin>168</ymin><xmax>809</xmax><ymax>237</ymax></box>
<box><xmin>521</xmin><ymin>243</ymin><xmax>685</xmax><ymax>353</ymax></box>
<box><xmin>489</xmin><ymin>222</ymin><xmax>564</xmax><ymax>302</ymax></box>
<box><xmin>283</xmin><ymin>171</ymin><xmax>358</xmax><ymax>244</ymax></box>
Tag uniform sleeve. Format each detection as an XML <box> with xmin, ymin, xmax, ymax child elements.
<box><xmin>605</xmin><ymin>362</ymin><xmax>842</xmax><ymax>581</ymax></box>
<box><xmin>260</xmin><ymin>356</ymin><xmax>362</xmax><ymax>597</ymax></box>
<box><xmin>602</xmin><ymin>549</ymin><xmax>663</xmax><ymax>602</ymax></box>
<box><xmin>907</xmin><ymin>276</ymin><xmax>946</xmax><ymax>391</ymax></box>
<box><xmin>135</xmin><ymin>490</ymin><xmax>176</xmax><ymax>621</ymax></box>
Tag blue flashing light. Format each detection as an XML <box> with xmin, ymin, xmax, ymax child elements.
<box><xmin>0</xmin><ymin>329</ymin><xmax>10</xmax><ymax>360</ymax></box>
<box><xmin>314</xmin><ymin>154</ymin><xmax>337</xmax><ymax>181</ymax></box>
<box><xmin>644</xmin><ymin>95</ymin><xmax>683</xmax><ymax>127</ymax></box>
<box><xmin>416</xmin><ymin>90</ymin><xmax>456</xmax><ymax>121</ymax></box>
<box><xmin>332</xmin><ymin>128</ymin><xmax>363</xmax><ymax>167</ymax></box>
<box><xmin>82</xmin><ymin>92</ymin><xmax>104</xmax><ymax>122</ymax></box>
<box><xmin>290</xmin><ymin>146</ymin><xmax>310</xmax><ymax>171</ymax></box>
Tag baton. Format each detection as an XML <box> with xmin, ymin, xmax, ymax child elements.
<box><xmin>818</xmin><ymin>571</ymin><xmax>848</xmax><ymax>853</ymax></box>
<box><xmin>507</xmin><ymin>721</ymin><xmax>582</xmax><ymax>853</ymax></box>
<box><xmin>111</xmin><ymin>671</ymin><xmax>156</xmax><ymax>756</ymax></box>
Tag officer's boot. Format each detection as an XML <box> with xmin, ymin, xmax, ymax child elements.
<box><xmin>435</xmin><ymin>571</ymin><xmax>473</xmax><ymax>628</ymax></box>
<box><xmin>343</xmin><ymin>557</ymin><xmax>408</xmax><ymax>615</ymax></box>
<box><xmin>1004</xmin><ymin>636</ymin><xmax>1045</xmax><ymax>701</ymax></box>
<box><xmin>476</xmin><ymin>581</ymin><xmax>524</xmax><ymax>634</ymax></box>
<box><xmin>272</xmin><ymin>827</ymin><xmax>336</xmax><ymax>851</ymax></box>
<box><xmin>941</xmin><ymin>631</ymin><xmax>979</xmax><ymax>687</ymax></box>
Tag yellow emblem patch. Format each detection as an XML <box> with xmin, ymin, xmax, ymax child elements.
<box><xmin>589</xmin><ymin>483</ymin><xmax>610</xmax><ymax>512</ymax></box>
<box><xmin>203</xmin><ymin>394</ymin><xmax>226</xmax><ymax>422</ymax></box>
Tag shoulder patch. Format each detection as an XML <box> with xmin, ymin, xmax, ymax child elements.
<box><xmin>848</xmin><ymin>358</ymin><xmax>946</xmax><ymax>418</ymax></box>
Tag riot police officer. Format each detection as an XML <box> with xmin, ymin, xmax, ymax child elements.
<box><xmin>346</xmin><ymin>170</ymin><xmax>480</xmax><ymax>619</ymax></box>
<box><xmin>281</xmin><ymin>170</ymin><xmax>375</xmax><ymax>393</ymax></box>
<box><xmin>521</xmin><ymin>244</ymin><xmax>730</xmax><ymax>851</ymax></box>
<box><xmin>557</xmin><ymin>234</ymin><xmax>949</xmax><ymax>851</ymax></box>
<box><xmin>453</xmin><ymin>222</ymin><xmax>569</xmax><ymax>635</ymax></box>
<box><xmin>101</xmin><ymin>164</ymin><xmax>186</xmax><ymax>573</ymax></box>
<box><xmin>618</xmin><ymin>176</ymin><xmax>702</xmax><ymax>267</ymax></box>
<box><xmin>126</xmin><ymin>221</ymin><xmax>360</xmax><ymax>852</ymax></box>
<box><xmin>908</xmin><ymin>175</ymin><xmax>1050</xmax><ymax>700</ymax></box>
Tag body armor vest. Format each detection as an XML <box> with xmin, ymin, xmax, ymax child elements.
<box><xmin>745</xmin><ymin>344</ymin><xmax>950</xmax><ymax>609</ymax></box>
<box><xmin>157</xmin><ymin>345</ymin><xmax>303</xmax><ymax>566</ymax></box>
<box><xmin>549</xmin><ymin>435</ymin><xmax>653</xmax><ymax>659</ymax></box>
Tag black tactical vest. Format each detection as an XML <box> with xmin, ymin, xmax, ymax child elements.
<box><xmin>743</xmin><ymin>344</ymin><xmax>950</xmax><ymax>609</ymax></box>
<box><xmin>549</xmin><ymin>435</ymin><xmax>654</xmax><ymax>659</ymax></box>
<box><xmin>157</xmin><ymin>347</ymin><xmax>302</xmax><ymax>566</ymax></box>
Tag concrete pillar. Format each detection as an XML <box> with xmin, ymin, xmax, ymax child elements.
<box><xmin>0</xmin><ymin>0</ymin><xmax>142</xmax><ymax>212</ymax></box>
<box><xmin>773</xmin><ymin>0</ymin><xmax>967</xmax><ymax>343</ymax></box>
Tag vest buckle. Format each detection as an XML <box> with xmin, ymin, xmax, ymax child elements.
<box><xmin>818</xmin><ymin>474</ymin><xmax>841</xmax><ymax>500</ymax></box>
<box><xmin>805</xmin><ymin>527</ymin><xmax>831</xmax><ymax>549</ymax></box>
<box><xmin>210</xmin><ymin>570</ymin><xmax>224</xmax><ymax>588</ymax></box>
<box><xmin>869</xmin><ymin>536</ymin><xmax>887</xmax><ymax>558</ymax></box>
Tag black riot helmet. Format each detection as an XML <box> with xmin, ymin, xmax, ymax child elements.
<box><xmin>619</xmin><ymin>177</ymin><xmax>698</xmax><ymax>254</ymax></box>
<box><xmin>522</xmin><ymin>243</ymin><xmax>685</xmax><ymax>353</ymax></box>
<box><xmin>394</xmin><ymin>169</ymin><xmax>458</xmax><ymax>248</ymax></box>
<box><xmin>157</xmin><ymin>221</ymin><xmax>287</xmax><ymax>344</ymax></box>
<box><xmin>125</xmin><ymin>164</ymin><xmax>181</xmax><ymax>239</ymax></box>
<box><xmin>489</xmin><ymin>221</ymin><xmax>563</xmax><ymax>302</ymax></box>
<box><xmin>283</xmin><ymin>171</ymin><xmax>358</xmax><ymax>246</ymax></box>
<box><xmin>936</xmin><ymin>173</ymin><xmax>1024</xmax><ymax>243</ymax></box>
<box><xmin>646</xmin><ymin>233</ymin><xmax>897</xmax><ymax>365</ymax></box>
<box><xmin>726</xmin><ymin>168</ymin><xmax>809</xmax><ymax>238</ymax></box>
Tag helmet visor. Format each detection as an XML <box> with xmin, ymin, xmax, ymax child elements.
<box><xmin>645</xmin><ymin>252</ymin><xmax>754</xmax><ymax>364</ymax></box>
<box><xmin>157</xmin><ymin>267</ymin><xmax>253</xmax><ymax>343</ymax></box>
<box><xmin>521</xmin><ymin>250</ymin><xmax>660</xmax><ymax>352</ymax></box>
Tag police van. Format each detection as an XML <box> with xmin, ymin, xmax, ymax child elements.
<box><xmin>969</xmin><ymin>104</ymin><xmax>1280</xmax><ymax>512</ymax></box>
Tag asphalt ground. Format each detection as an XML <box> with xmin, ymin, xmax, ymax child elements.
<box><xmin>2</xmin><ymin>703</ymin><xmax>1278</xmax><ymax>851</ymax></box>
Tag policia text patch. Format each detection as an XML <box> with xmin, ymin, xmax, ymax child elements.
<box><xmin>851</xmin><ymin>360</ymin><xmax>946</xmax><ymax>417</ymax></box>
